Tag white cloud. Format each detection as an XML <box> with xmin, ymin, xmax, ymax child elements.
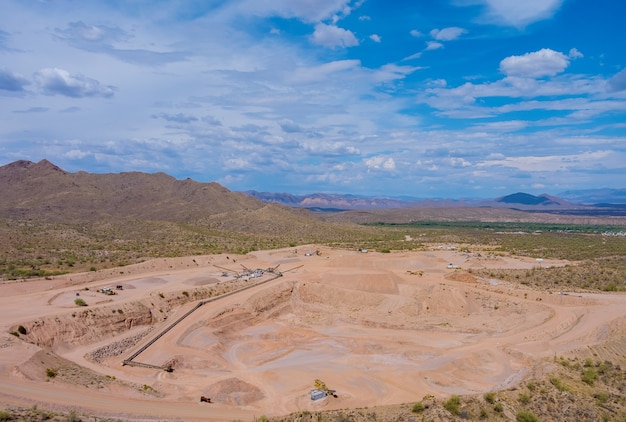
<box><xmin>608</xmin><ymin>68</ymin><xmax>626</xmax><ymax>93</ymax></box>
<box><xmin>430</xmin><ymin>27</ymin><xmax>466</xmax><ymax>41</ymax></box>
<box><xmin>288</xmin><ymin>59</ymin><xmax>361</xmax><ymax>84</ymax></box>
<box><xmin>410</xmin><ymin>29</ymin><xmax>423</xmax><ymax>37</ymax></box>
<box><xmin>370</xmin><ymin>34</ymin><xmax>381</xmax><ymax>43</ymax></box>
<box><xmin>311</xmin><ymin>23</ymin><xmax>358</xmax><ymax>48</ymax></box>
<box><xmin>365</xmin><ymin>156</ymin><xmax>396</xmax><ymax>171</ymax></box>
<box><xmin>224</xmin><ymin>157</ymin><xmax>251</xmax><ymax>170</ymax></box>
<box><xmin>65</xmin><ymin>149</ymin><xmax>89</xmax><ymax>159</ymax></box>
<box><xmin>372</xmin><ymin>64</ymin><xmax>421</xmax><ymax>83</ymax></box>
<box><xmin>237</xmin><ymin>0</ymin><xmax>352</xmax><ymax>23</ymax></box>
<box><xmin>499</xmin><ymin>48</ymin><xmax>569</xmax><ymax>78</ymax></box>
<box><xmin>55</xmin><ymin>21</ymin><xmax>188</xmax><ymax>66</ymax></box>
<box><xmin>477</xmin><ymin>150</ymin><xmax>614</xmax><ymax>172</ymax></box>
<box><xmin>429</xmin><ymin>79</ymin><xmax>447</xmax><ymax>88</ymax></box>
<box><xmin>568</xmin><ymin>48</ymin><xmax>583</xmax><ymax>59</ymax></box>
<box><xmin>449</xmin><ymin>157</ymin><xmax>471</xmax><ymax>167</ymax></box>
<box><xmin>402</xmin><ymin>52</ymin><xmax>422</xmax><ymax>61</ymax></box>
<box><xmin>425</xmin><ymin>41</ymin><xmax>444</xmax><ymax>51</ymax></box>
<box><xmin>0</xmin><ymin>69</ymin><xmax>29</xmax><ymax>92</ymax></box>
<box><xmin>33</xmin><ymin>68</ymin><xmax>114</xmax><ymax>98</ymax></box>
<box><xmin>472</xmin><ymin>0</ymin><xmax>564</xmax><ymax>27</ymax></box>
<box><xmin>303</xmin><ymin>141</ymin><xmax>361</xmax><ymax>156</ymax></box>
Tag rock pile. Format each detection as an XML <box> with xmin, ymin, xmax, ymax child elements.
<box><xmin>87</xmin><ymin>328</ymin><xmax>153</xmax><ymax>363</ymax></box>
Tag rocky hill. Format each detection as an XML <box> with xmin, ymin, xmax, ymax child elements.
<box><xmin>0</xmin><ymin>159</ymin><xmax>374</xmax><ymax>277</ymax></box>
<box><xmin>0</xmin><ymin>159</ymin><xmax>263</xmax><ymax>222</ymax></box>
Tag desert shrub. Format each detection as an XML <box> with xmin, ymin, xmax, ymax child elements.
<box><xmin>17</xmin><ymin>325</ymin><xmax>27</xmax><ymax>335</ymax></box>
<box><xmin>46</xmin><ymin>368</ymin><xmax>57</xmax><ymax>378</ymax></box>
<box><xmin>550</xmin><ymin>376</ymin><xmax>569</xmax><ymax>392</ymax></box>
<box><xmin>412</xmin><ymin>402</ymin><xmax>424</xmax><ymax>413</ymax></box>
<box><xmin>597</xmin><ymin>361</ymin><xmax>611</xmax><ymax>374</ymax></box>
<box><xmin>518</xmin><ymin>392</ymin><xmax>531</xmax><ymax>404</ymax></box>
<box><xmin>484</xmin><ymin>392</ymin><xmax>495</xmax><ymax>404</ymax></box>
<box><xmin>494</xmin><ymin>402</ymin><xmax>503</xmax><ymax>413</ymax></box>
<box><xmin>443</xmin><ymin>395</ymin><xmax>461</xmax><ymax>416</ymax></box>
<box><xmin>182</xmin><ymin>291</ymin><xmax>189</xmax><ymax>297</ymax></box>
<box><xmin>68</xmin><ymin>410</ymin><xmax>81</xmax><ymax>422</ymax></box>
<box><xmin>74</xmin><ymin>298</ymin><xmax>87</xmax><ymax>306</ymax></box>
<box><xmin>594</xmin><ymin>392</ymin><xmax>609</xmax><ymax>403</ymax></box>
<box><xmin>582</xmin><ymin>368</ymin><xmax>598</xmax><ymax>385</ymax></box>
<box><xmin>0</xmin><ymin>410</ymin><xmax>12</xmax><ymax>421</ymax></box>
<box><xmin>516</xmin><ymin>410</ymin><xmax>538</xmax><ymax>422</ymax></box>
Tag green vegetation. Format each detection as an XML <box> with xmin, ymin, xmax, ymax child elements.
<box><xmin>443</xmin><ymin>395</ymin><xmax>461</xmax><ymax>416</ymax></box>
<box><xmin>472</xmin><ymin>255</ymin><xmax>626</xmax><ymax>292</ymax></box>
<box><xmin>581</xmin><ymin>368</ymin><xmax>598</xmax><ymax>385</ymax></box>
<box><xmin>45</xmin><ymin>368</ymin><xmax>57</xmax><ymax>378</ymax></box>
<box><xmin>2</xmin><ymin>217</ymin><xmax>625</xmax><ymax>281</ymax></box>
<box><xmin>74</xmin><ymin>298</ymin><xmax>87</xmax><ymax>306</ymax></box>
<box><xmin>365</xmin><ymin>221</ymin><xmax>626</xmax><ymax>260</ymax></box>
<box><xmin>516</xmin><ymin>410</ymin><xmax>539</xmax><ymax>422</ymax></box>
<box><xmin>483</xmin><ymin>392</ymin><xmax>495</xmax><ymax>404</ymax></box>
<box><xmin>518</xmin><ymin>392</ymin><xmax>531</xmax><ymax>404</ymax></box>
<box><xmin>411</xmin><ymin>402</ymin><xmax>424</xmax><ymax>413</ymax></box>
<box><xmin>549</xmin><ymin>376</ymin><xmax>569</xmax><ymax>392</ymax></box>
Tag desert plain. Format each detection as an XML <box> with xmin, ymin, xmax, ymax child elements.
<box><xmin>1</xmin><ymin>245</ymin><xmax>625</xmax><ymax>421</ymax></box>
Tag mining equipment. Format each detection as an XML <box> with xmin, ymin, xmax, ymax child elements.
<box><xmin>101</xmin><ymin>287</ymin><xmax>115</xmax><ymax>295</ymax></box>
<box><xmin>311</xmin><ymin>379</ymin><xmax>337</xmax><ymax>400</ymax></box>
<box><xmin>214</xmin><ymin>265</ymin><xmax>243</xmax><ymax>278</ymax></box>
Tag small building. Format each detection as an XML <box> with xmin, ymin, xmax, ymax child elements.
<box><xmin>310</xmin><ymin>389</ymin><xmax>327</xmax><ymax>400</ymax></box>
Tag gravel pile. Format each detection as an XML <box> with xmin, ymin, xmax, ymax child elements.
<box><xmin>87</xmin><ymin>328</ymin><xmax>153</xmax><ymax>363</ymax></box>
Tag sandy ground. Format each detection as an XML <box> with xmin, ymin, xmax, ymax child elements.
<box><xmin>1</xmin><ymin>245</ymin><xmax>625</xmax><ymax>421</ymax></box>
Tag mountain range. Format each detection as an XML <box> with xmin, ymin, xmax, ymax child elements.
<box><xmin>245</xmin><ymin>190</ymin><xmax>626</xmax><ymax>215</ymax></box>
<box><xmin>2</xmin><ymin>160</ymin><xmax>625</xmax><ymax>220</ymax></box>
<box><xmin>0</xmin><ymin>159</ymin><xmax>263</xmax><ymax>222</ymax></box>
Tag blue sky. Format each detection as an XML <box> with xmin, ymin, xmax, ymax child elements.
<box><xmin>1</xmin><ymin>0</ymin><xmax>625</xmax><ymax>198</ymax></box>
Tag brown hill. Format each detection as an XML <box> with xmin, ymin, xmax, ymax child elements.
<box><xmin>0</xmin><ymin>160</ymin><xmax>374</xmax><ymax>276</ymax></box>
<box><xmin>0</xmin><ymin>159</ymin><xmax>263</xmax><ymax>222</ymax></box>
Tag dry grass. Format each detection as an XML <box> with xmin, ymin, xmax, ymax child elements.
<box><xmin>470</xmin><ymin>255</ymin><xmax>626</xmax><ymax>292</ymax></box>
<box><xmin>268</xmin><ymin>357</ymin><xmax>626</xmax><ymax>421</ymax></box>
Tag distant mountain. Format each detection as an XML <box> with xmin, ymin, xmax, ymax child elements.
<box><xmin>558</xmin><ymin>188</ymin><xmax>626</xmax><ymax>204</ymax></box>
<box><xmin>244</xmin><ymin>191</ymin><xmax>469</xmax><ymax>210</ymax></box>
<box><xmin>496</xmin><ymin>192</ymin><xmax>554</xmax><ymax>205</ymax></box>
<box><xmin>0</xmin><ymin>159</ymin><xmax>265</xmax><ymax>222</ymax></box>
<box><xmin>491</xmin><ymin>192</ymin><xmax>578</xmax><ymax>207</ymax></box>
<box><xmin>246</xmin><ymin>190</ymin><xmax>626</xmax><ymax>216</ymax></box>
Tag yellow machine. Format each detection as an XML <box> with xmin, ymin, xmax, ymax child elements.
<box><xmin>314</xmin><ymin>379</ymin><xmax>337</xmax><ymax>397</ymax></box>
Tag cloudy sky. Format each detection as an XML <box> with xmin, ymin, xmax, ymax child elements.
<box><xmin>1</xmin><ymin>0</ymin><xmax>625</xmax><ymax>198</ymax></box>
